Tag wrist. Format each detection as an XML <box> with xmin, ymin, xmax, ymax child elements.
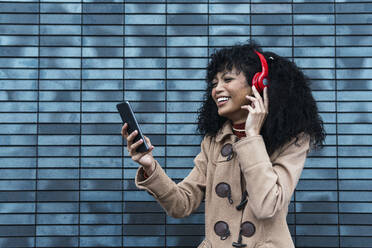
<box><xmin>143</xmin><ymin>161</ymin><xmax>156</xmax><ymax>178</ymax></box>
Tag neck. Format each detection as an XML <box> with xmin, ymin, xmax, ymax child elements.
<box><xmin>232</xmin><ymin>120</ymin><xmax>245</xmax><ymax>125</ymax></box>
<box><xmin>230</xmin><ymin>113</ymin><xmax>248</xmax><ymax>125</ymax></box>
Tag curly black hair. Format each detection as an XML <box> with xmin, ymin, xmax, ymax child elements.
<box><xmin>197</xmin><ymin>40</ymin><xmax>326</xmax><ymax>156</ymax></box>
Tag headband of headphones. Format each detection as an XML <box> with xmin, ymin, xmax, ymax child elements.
<box><xmin>252</xmin><ymin>50</ymin><xmax>269</xmax><ymax>94</ymax></box>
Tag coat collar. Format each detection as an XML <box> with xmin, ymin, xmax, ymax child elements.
<box><xmin>215</xmin><ymin>120</ymin><xmax>234</xmax><ymax>143</ymax></box>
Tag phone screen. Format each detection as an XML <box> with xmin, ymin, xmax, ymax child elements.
<box><xmin>117</xmin><ymin>101</ymin><xmax>150</xmax><ymax>153</ymax></box>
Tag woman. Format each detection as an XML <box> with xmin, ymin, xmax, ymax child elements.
<box><xmin>121</xmin><ymin>41</ymin><xmax>325</xmax><ymax>248</ymax></box>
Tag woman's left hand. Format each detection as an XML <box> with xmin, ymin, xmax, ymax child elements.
<box><xmin>241</xmin><ymin>86</ymin><xmax>269</xmax><ymax>136</ymax></box>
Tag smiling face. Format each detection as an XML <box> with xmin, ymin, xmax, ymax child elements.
<box><xmin>211</xmin><ymin>67</ymin><xmax>253</xmax><ymax>124</ymax></box>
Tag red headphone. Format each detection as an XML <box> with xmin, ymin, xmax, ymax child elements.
<box><xmin>252</xmin><ymin>50</ymin><xmax>269</xmax><ymax>94</ymax></box>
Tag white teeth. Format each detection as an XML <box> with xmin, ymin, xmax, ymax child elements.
<box><xmin>217</xmin><ymin>97</ymin><xmax>230</xmax><ymax>102</ymax></box>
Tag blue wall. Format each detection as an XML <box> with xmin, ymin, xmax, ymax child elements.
<box><xmin>0</xmin><ymin>0</ymin><xmax>371</xmax><ymax>247</ymax></box>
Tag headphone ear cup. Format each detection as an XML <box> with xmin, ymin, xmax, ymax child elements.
<box><xmin>252</xmin><ymin>72</ymin><xmax>260</xmax><ymax>91</ymax></box>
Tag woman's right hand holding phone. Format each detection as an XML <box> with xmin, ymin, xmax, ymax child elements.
<box><xmin>121</xmin><ymin>123</ymin><xmax>155</xmax><ymax>176</ymax></box>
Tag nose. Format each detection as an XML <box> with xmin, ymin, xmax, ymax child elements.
<box><xmin>214</xmin><ymin>81</ymin><xmax>225</xmax><ymax>97</ymax></box>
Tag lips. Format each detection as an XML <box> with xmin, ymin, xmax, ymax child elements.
<box><xmin>218</xmin><ymin>101</ymin><xmax>228</xmax><ymax>107</ymax></box>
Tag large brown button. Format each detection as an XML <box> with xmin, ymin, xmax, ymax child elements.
<box><xmin>214</xmin><ymin>221</ymin><xmax>230</xmax><ymax>240</ymax></box>
<box><xmin>221</xmin><ymin>143</ymin><xmax>234</xmax><ymax>161</ymax></box>
<box><xmin>215</xmin><ymin>182</ymin><xmax>233</xmax><ymax>204</ymax></box>
<box><xmin>241</xmin><ymin>221</ymin><xmax>255</xmax><ymax>237</ymax></box>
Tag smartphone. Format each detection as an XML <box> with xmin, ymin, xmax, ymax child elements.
<box><xmin>116</xmin><ymin>101</ymin><xmax>150</xmax><ymax>153</ymax></box>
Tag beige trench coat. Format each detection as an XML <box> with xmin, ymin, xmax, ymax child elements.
<box><xmin>135</xmin><ymin>120</ymin><xmax>311</xmax><ymax>248</ymax></box>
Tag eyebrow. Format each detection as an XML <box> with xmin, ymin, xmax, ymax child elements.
<box><xmin>213</xmin><ymin>71</ymin><xmax>235</xmax><ymax>81</ymax></box>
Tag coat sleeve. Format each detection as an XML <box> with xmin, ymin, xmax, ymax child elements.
<box><xmin>232</xmin><ymin>132</ymin><xmax>310</xmax><ymax>220</ymax></box>
<box><xmin>135</xmin><ymin>135</ymin><xmax>211</xmax><ymax>218</ymax></box>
